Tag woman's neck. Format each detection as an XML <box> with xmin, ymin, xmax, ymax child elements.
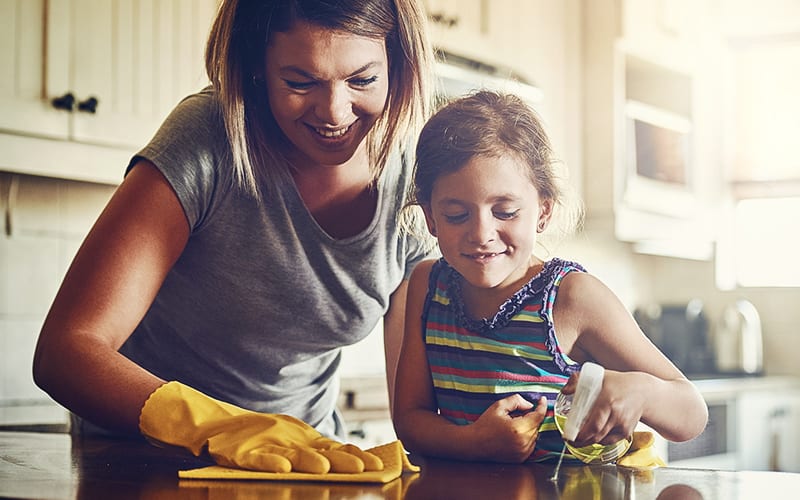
<box><xmin>290</xmin><ymin>149</ymin><xmax>378</xmax><ymax>239</ymax></box>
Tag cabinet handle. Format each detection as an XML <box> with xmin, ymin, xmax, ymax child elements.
<box><xmin>78</xmin><ymin>96</ymin><xmax>99</xmax><ymax>114</ymax></box>
<box><xmin>51</xmin><ymin>92</ymin><xmax>76</xmax><ymax>111</ymax></box>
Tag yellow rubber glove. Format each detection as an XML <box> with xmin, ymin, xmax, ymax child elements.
<box><xmin>139</xmin><ymin>381</ymin><xmax>384</xmax><ymax>474</ymax></box>
<box><xmin>616</xmin><ymin>431</ymin><xmax>667</xmax><ymax>469</ymax></box>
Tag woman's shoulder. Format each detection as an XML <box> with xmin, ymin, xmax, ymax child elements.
<box><xmin>167</xmin><ymin>86</ymin><xmax>223</xmax><ymax>129</ymax></box>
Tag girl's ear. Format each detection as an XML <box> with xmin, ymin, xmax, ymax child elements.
<box><xmin>422</xmin><ymin>205</ymin><xmax>437</xmax><ymax>236</ymax></box>
<box><xmin>537</xmin><ymin>198</ymin><xmax>554</xmax><ymax>233</ymax></box>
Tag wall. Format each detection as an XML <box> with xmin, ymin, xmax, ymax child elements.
<box><xmin>573</xmin><ymin>0</ymin><xmax>800</xmax><ymax>379</ymax></box>
<box><xmin>0</xmin><ymin>173</ymin><xmax>115</xmax><ymax>424</ymax></box>
<box><xmin>638</xmin><ymin>255</ymin><xmax>800</xmax><ymax>378</ymax></box>
<box><xmin>2</xmin><ymin>0</ymin><xmax>798</xmax><ymax>429</ymax></box>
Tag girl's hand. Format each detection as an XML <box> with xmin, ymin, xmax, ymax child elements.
<box><xmin>470</xmin><ymin>394</ymin><xmax>548</xmax><ymax>463</ymax></box>
<box><xmin>566</xmin><ymin>370</ymin><xmax>646</xmax><ymax>448</ymax></box>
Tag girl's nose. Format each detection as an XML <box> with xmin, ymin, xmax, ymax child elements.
<box><xmin>467</xmin><ymin>213</ymin><xmax>496</xmax><ymax>244</ymax></box>
<box><xmin>315</xmin><ymin>83</ymin><xmax>351</xmax><ymax>125</ymax></box>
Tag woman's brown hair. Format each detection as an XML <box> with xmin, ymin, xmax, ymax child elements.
<box><xmin>205</xmin><ymin>0</ymin><xmax>435</xmax><ymax>199</ymax></box>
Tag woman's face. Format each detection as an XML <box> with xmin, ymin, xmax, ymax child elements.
<box><xmin>264</xmin><ymin>21</ymin><xmax>389</xmax><ymax>169</ymax></box>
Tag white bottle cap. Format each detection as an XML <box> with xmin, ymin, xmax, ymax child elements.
<box><xmin>562</xmin><ymin>362</ymin><xmax>604</xmax><ymax>442</ymax></box>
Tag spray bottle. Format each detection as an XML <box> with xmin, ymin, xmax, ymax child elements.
<box><xmin>554</xmin><ymin>362</ymin><xmax>632</xmax><ymax>464</ymax></box>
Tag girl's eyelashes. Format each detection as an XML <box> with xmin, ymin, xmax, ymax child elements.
<box><xmin>444</xmin><ymin>213</ymin><xmax>469</xmax><ymax>224</ymax></box>
<box><xmin>494</xmin><ymin>209</ymin><xmax>520</xmax><ymax>220</ymax></box>
<box><xmin>441</xmin><ymin>209</ymin><xmax>521</xmax><ymax>224</ymax></box>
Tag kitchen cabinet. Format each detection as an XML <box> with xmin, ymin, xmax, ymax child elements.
<box><xmin>621</xmin><ymin>0</ymin><xmax>707</xmax><ymax>66</ymax></box>
<box><xmin>337</xmin><ymin>375</ymin><xmax>396</xmax><ymax>449</ymax></box>
<box><xmin>423</xmin><ymin>0</ymin><xmax>488</xmax><ymax>58</ymax></box>
<box><xmin>581</xmin><ymin>0</ymin><xmax>725</xmax><ymax>260</ymax></box>
<box><xmin>669</xmin><ymin>377</ymin><xmax>800</xmax><ymax>472</ymax></box>
<box><xmin>0</xmin><ymin>0</ymin><xmax>217</xmax><ymax>182</ymax></box>
<box><xmin>422</xmin><ymin>0</ymin><xmax>578</xmax><ymax>184</ymax></box>
<box><xmin>736</xmin><ymin>388</ymin><xmax>800</xmax><ymax>472</ymax></box>
<box><xmin>423</xmin><ymin>0</ymin><xmax>555</xmax><ymax>80</ymax></box>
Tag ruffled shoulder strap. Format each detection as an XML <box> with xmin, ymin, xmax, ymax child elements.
<box><xmin>539</xmin><ymin>257</ymin><xmax>587</xmax><ymax>374</ymax></box>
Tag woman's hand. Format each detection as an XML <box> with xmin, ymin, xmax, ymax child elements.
<box><xmin>561</xmin><ymin>370</ymin><xmax>646</xmax><ymax>447</ymax></box>
<box><xmin>469</xmin><ymin>394</ymin><xmax>548</xmax><ymax>463</ymax></box>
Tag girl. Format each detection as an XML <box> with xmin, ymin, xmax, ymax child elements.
<box><xmin>393</xmin><ymin>91</ymin><xmax>708</xmax><ymax>463</ymax></box>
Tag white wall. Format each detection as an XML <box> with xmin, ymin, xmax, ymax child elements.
<box><xmin>0</xmin><ymin>173</ymin><xmax>115</xmax><ymax>424</ymax></box>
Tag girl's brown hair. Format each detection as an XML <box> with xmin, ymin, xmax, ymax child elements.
<box><xmin>411</xmin><ymin>90</ymin><xmax>583</xmax><ymax>251</ymax></box>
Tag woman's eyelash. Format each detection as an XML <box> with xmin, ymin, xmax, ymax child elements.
<box><xmin>285</xmin><ymin>80</ymin><xmax>314</xmax><ymax>90</ymax></box>
<box><xmin>284</xmin><ymin>76</ymin><xmax>378</xmax><ymax>90</ymax></box>
<box><xmin>350</xmin><ymin>75</ymin><xmax>379</xmax><ymax>87</ymax></box>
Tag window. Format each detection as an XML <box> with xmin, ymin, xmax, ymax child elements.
<box><xmin>716</xmin><ymin>38</ymin><xmax>800</xmax><ymax>289</ymax></box>
<box><xmin>719</xmin><ymin>197</ymin><xmax>800</xmax><ymax>288</ymax></box>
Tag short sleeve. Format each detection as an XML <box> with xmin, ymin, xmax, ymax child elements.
<box><xmin>126</xmin><ymin>87</ymin><xmax>231</xmax><ymax>231</ymax></box>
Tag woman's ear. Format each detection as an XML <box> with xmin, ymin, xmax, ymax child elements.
<box><xmin>537</xmin><ymin>198</ymin><xmax>554</xmax><ymax>233</ymax></box>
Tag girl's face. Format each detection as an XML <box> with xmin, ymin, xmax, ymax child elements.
<box><xmin>423</xmin><ymin>154</ymin><xmax>552</xmax><ymax>291</ymax></box>
<box><xmin>264</xmin><ymin>21</ymin><xmax>389</xmax><ymax>169</ymax></box>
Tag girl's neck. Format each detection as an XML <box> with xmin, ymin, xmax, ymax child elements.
<box><xmin>460</xmin><ymin>257</ymin><xmax>544</xmax><ymax>320</ymax></box>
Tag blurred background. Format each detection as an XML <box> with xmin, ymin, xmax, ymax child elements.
<box><xmin>1</xmin><ymin>0</ymin><xmax>798</xmax><ymax>472</ymax></box>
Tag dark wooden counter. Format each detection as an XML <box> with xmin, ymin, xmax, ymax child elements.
<box><xmin>2</xmin><ymin>431</ymin><xmax>799</xmax><ymax>499</ymax></box>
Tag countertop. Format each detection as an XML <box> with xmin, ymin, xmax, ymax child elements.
<box><xmin>2</xmin><ymin>431</ymin><xmax>800</xmax><ymax>499</ymax></box>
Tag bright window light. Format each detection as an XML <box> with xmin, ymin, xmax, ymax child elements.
<box><xmin>733</xmin><ymin>197</ymin><xmax>800</xmax><ymax>287</ymax></box>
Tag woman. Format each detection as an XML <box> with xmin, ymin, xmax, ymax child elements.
<box><xmin>33</xmin><ymin>0</ymin><xmax>436</xmax><ymax>473</ymax></box>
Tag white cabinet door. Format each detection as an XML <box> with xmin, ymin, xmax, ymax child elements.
<box><xmin>1</xmin><ymin>0</ymin><xmax>217</xmax><ymax>149</ymax></box>
<box><xmin>0</xmin><ymin>0</ymin><xmax>70</xmax><ymax>139</ymax></box>
<box><xmin>65</xmin><ymin>0</ymin><xmax>217</xmax><ymax>148</ymax></box>
<box><xmin>68</xmin><ymin>0</ymin><xmax>217</xmax><ymax>148</ymax></box>
<box><xmin>775</xmin><ymin>391</ymin><xmax>800</xmax><ymax>473</ymax></box>
<box><xmin>424</xmin><ymin>0</ymin><xmax>487</xmax><ymax>59</ymax></box>
<box><xmin>736</xmin><ymin>389</ymin><xmax>800</xmax><ymax>472</ymax></box>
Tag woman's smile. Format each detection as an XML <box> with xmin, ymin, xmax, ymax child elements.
<box><xmin>265</xmin><ymin>21</ymin><xmax>389</xmax><ymax>169</ymax></box>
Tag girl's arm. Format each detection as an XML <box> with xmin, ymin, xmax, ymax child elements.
<box><xmin>383</xmin><ymin>279</ymin><xmax>408</xmax><ymax>416</ymax></box>
<box><xmin>555</xmin><ymin>272</ymin><xmax>708</xmax><ymax>446</ymax></box>
<box><xmin>392</xmin><ymin>261</ymin><xmax>547</xmax><ymax>462</ymax></box>
<box><xmin>32</xmin><ymin>160</ymin><xmax>190</xmax><ymax>434</ymax></box>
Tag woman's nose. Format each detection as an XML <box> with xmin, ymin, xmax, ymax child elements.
<box><xmin>314</xmin><ymin>84</ymin><xmax>351</xmax><ymax>125</ymax></box>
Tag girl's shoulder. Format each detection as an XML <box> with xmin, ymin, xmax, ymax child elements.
<box><xmin>540</xmin><ymin>257</ymin><xmax>588</xmax><ymax>289</ymax></box>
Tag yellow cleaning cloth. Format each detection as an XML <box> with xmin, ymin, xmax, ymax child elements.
<box><xmin>179</xmin><ymin>440</ymin><xmax>419</xmax><ymax>484</ymax></box>
<box><xmin>616</xmin><ymin>431</ymin><xmax>667</xmax><ymax>470</ymax></box>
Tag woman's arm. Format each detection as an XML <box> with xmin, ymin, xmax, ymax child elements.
<box><xmin>555</xmin><ymin>272</ymin><xmax>708</xmax><ymax>446</ymax></box>
<box><xmin>33</xmin><ymin>160</ymin><xmax>190</xmax><ymax>434</ymax></box>
<box><xmin>392</xmin><ymin>261</ymin><xmax>546</xmax><ymax>462</ymax></box>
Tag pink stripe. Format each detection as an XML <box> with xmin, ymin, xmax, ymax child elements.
<box><xmin>431</xmin><ymin>366</ymin><xmax>566</xmax><ymax>384</ymax></box>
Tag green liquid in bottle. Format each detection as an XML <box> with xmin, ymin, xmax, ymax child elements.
<box><xmin>554</xmin><ymin>412</ymin><xmax>631</xmax><ymax>464</ymax></box>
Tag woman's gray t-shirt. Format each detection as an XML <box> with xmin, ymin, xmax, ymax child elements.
<box><xmin>118</xmin><ymin>87</ymin><xmax>433</xmax><ymax>437</ymax></box>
